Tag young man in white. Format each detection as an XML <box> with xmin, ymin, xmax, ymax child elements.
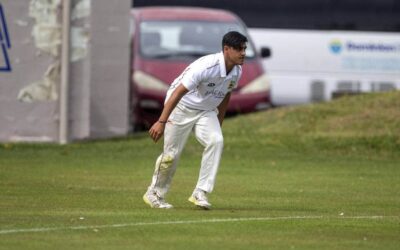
<box><xmin>143</xmin><ymin>31</ymin><xmax>248</xmax><ymax>209</ymax></box>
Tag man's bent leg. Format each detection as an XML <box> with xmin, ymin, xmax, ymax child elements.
<box><xmin>193</xmin><ymin>111</ymin><xmax>224</xmax><ymax>193</ymax></box>
<box><xmin>148</xmin><ymin>107</ymin><xmax>194</xmax><ymax>198</ymax></box>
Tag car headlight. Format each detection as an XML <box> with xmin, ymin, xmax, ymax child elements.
<box><xmin>239</xmin><ymin>73</ymin><xmax>270</xmax><ymax>94</ymax></box>
<box><xmin>133</xmin><ymin>70</ymin><xmax>169</xmax><ymax>91</ymax></box>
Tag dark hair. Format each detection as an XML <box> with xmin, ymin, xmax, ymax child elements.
<box><xmin>222</xmin><ymin>31</ymin><xmax>248</xmax><ymax>50</ymax></box>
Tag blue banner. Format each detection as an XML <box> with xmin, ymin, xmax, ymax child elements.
<box><xmin>0</xmin><ymin>3</ymin><xmax>11</xmax><ymax>72</ymax></box>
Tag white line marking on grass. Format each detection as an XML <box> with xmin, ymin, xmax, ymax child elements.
<box><xmin>0</xmin><ymin>215</ymin><xmax>397</xmax><ymax>235</ymax></box>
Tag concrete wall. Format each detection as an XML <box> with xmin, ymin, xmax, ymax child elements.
<box><xmin>89</xmin><ymin>1</ymin><xmax>131</xmax><ymax>138</ymax></box>
<box><xmin>0</xmin><ymin>0</ymin><xmax>131</xmax><ymax>143</ymax></box>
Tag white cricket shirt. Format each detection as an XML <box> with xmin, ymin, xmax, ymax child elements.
<box><xmin>165</xmin><ymin>52</ymin><xmax>242</xmax><ymax>111</ymax></box>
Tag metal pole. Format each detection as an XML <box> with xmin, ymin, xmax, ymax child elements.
<box><xmin>59</xmin><ymin>0</ymin><xmax>71</xmax><ymax>144</ymax></box>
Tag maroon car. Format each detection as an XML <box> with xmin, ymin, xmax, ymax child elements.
<box><xmin>130</xmin><ymin>6</ymin><xmax>271</xmax><ymax>129</ymax></box>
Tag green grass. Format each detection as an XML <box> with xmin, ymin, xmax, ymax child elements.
<box><xmin>1</xmin><ymin>91</ymin><xmax>399</xmax><ymax>249</ymax></box>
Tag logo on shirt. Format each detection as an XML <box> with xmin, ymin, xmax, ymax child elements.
<box><xmin>207</xmin><ymin>82</ymin><xmax>216</xmax><ymax>87</ymax></box>
<box><xmin>205</xmin><ymin>89</ymin><xmax>225</xmax><ymax>99</ymax></box>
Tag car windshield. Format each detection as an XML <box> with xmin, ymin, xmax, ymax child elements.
<box><xmin>139</xmin><ymin>20</ymin><xmax>255</xmax><ymax>59</ymax></box>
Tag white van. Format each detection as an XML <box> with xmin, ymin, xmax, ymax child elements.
<box><xmin>249</xmin><ymin>28</ymin><xmax>400</xmax><ymax>105</ymax></box>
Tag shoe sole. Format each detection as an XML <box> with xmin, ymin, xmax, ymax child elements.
<box><xmin>188</xmin><ymin>196</ymin><xmax>211</xmax><ymax>210</ymax></box>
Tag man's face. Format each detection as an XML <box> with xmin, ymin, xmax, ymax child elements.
<box><xmin>225</xmin><ymin>43</ymin><xmax>247</xmax><ymax>65</ymax></box>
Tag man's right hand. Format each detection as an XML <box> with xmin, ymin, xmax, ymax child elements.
<box><xmin>149</xmin><ymin>121</ymin><xmax>166</xmax><ymax>143</ymax></box>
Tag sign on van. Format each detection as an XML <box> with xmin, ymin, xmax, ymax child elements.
<box><xmin>330</xmin><ymin>39</ymin><xmax>400</xmax><ymax>73</ymax></box>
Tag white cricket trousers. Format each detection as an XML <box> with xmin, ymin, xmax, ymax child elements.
<box><xmin>148</xmin><ymin>103</ymin><xmax>224</xmax><ymax>198</ymax></box>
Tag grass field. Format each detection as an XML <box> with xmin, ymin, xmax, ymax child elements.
<box><xmin>1</xmin><ymin>91</ymin><xmax>399</xmax><ymax>249</ymax></box>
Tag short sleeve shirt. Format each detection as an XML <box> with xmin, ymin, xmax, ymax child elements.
<box><xmin>165</xmin><ymin>52</ymin><xmax>242</xmax><ymax>111</ymax></box>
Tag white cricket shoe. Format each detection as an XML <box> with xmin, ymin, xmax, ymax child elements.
<box><xmin>188</xmin><ymin>190</ymin><xmax>211</xmax><ymax>210</ymax></box>
<box><xmin>143</xmin><ymin>189</ymin><xmax>173</xmax><ymax>209</ymax></box>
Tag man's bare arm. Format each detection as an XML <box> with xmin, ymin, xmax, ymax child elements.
<box><xmin>149</xmin><ymin>84</ymin><xmax>189</xmax><ymax>142</ymax></box>
<box><xmin>217</xmin><ymin>92</ymin><xmax>231</xmax><ymax>126</ymax></box>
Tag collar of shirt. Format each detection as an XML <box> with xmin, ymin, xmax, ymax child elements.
<box><xmin>218</xmin><ymin>51</ymin><xmax>239</xmax><ymax>78</ymax></box>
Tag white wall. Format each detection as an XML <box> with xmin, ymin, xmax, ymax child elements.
<box><xmin>0</xmin><ymin>0</ymin><xmax>131</xmax><ymax>143</ymax></box>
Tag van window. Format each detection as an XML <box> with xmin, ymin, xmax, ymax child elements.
<box><xmin>139</xmin><ymin>21</ymin><xmax>255</xmax><ymax>59</ymax></box>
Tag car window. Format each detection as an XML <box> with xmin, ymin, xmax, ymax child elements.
<box><xmin>139</xmin><ymin>21</ymin><xmax>255</xmax><ymax>59</ymax></box>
